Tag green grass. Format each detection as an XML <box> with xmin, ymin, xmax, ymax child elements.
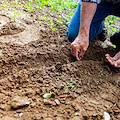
<box><xmin>66</xmin><ymin>78</ymin><xmax>74</xmax><ymax>90</ymax></box>
<box><xmin>1</xmin><ymin>1</ymin><xmax>119</xmax><ymax>33</ymax></box>
<box><xmin>2</xmin><ymin>0</ymin><xmax>78</xmax><ymax>30</ymax></box>
<box><xmin>105</xmin><ymin>15</ymin><xmax>119</xmax><ymax>35</ymax></box>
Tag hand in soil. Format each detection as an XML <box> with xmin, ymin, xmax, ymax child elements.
<box><xmin>105</xmin><ymin>51</ymin><xmax>120</xmax><ymax>68</ymax></box>
<box><xmin>71</xmin><ymin>35</ymin><xmax>89</xmax><ymax>60</ymax></box>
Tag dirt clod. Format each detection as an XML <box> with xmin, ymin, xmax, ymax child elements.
<box><xmin>11</xmin><ymin>96</ymin><xmax>30</xmax><ymax>109</ymax></box>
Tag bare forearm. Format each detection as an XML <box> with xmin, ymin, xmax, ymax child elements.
<box><xmin>71</xmin><ymin>2</ymin><xmax>98</xmax><ymax>60</ymax></box>
<box><xmin>79</xmin><ymin>2</ymin><xmax>97</xmax><ymax>37</ymax></box>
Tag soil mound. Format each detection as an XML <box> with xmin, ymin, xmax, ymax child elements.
<box><xmin>0</xmin><ymin>22</ymin><xmax>25</xmax><ymax>36</ymax></box>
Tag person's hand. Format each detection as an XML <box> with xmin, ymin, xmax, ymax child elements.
<box><xmin>105</xmin><ymin>52</ymin><xmax>120</xmax><ymax>68</ymax></box>
<box><xmin>71</xmin><ymin>35</ymin><xmax>89</xmax><ymax>60</ymax></box>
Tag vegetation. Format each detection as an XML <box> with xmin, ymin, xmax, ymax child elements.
<box><xmin>66</xmin><ymin>78</ymin><xmax>74</xmax><ymax>90</ymax></box>
<box><xmin>2</xmin><ymin>0</ymin><xmax>78</xmax><ymax>31</ymax></box>
<box><xmin>0</xmin><ymin>0</ymin><xmax>119</xmax><ymax>39</ymax></box>
<box><xmin>43</xmin><ymin>92</ymin><xmax>52</xmax><ymax>98</ymax></box>
<box><xmin>105</xmin><ymin>15</ymin><xmax>119</xmax><ymax>35</ymax></box>
<box><xmin>1</xmin><ymin>0</ymin><xmax>119</xmax><ymax>34</ymax></box>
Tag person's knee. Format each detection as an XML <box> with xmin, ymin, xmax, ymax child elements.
<box><xmin>66</xmin><ymin>29</ymin><xmax>77</xmax><ymax>43</ymax></box>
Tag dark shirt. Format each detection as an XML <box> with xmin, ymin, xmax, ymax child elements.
<box><xmin>82</xmin><ymin>0</ymin><xmax>120</xmax><ymax>4</ymax></box>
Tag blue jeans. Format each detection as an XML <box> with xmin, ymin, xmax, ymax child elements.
<box><xmin>66</xmin><ymin>1</ymin><xmax>120</xmax><ymax>43</ymax></box>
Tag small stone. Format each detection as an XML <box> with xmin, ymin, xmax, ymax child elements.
<box><xmin>14</xmin><ymin>113</ymin><xmax>23</xmax><ymax>118</ymax></box>
<box><xmin>44</xmin><ymin>99</ymin><xmax>52</xmax><ymax>105</ymax></box>
<box><xmin>44</xmin><ymin>99</ymin><xmax>55</xmax><ymax>106</ymax></box>
<box><xmin>104</xmin><ymin>112</ymin><xmax>110</xmax><ymax>120</ymax></box>
<box><xmin>31</xmin><ymin>102</ymin><xmax>36</xmax><ymax>108</ymax></box>
<box><xmin>11</xmin><ymin>96</ymin><xmax>30</xmax><ymax>109</ymax></box>
<box><xmin>19</xmin><ymin>113</ymin><xmax>23</xmax><ymax>118</ymax></box>
<box><xmin>75</xmin><ymin>112</ymin><xmax>79</xmax><ymax>116</ymax></box>
<box><xmin>54</xmin><ymin>99</ymin><xmax>60</xmax><ymax>105</ymax></box>
<box><xmin>44</xmin><ymin>118</ymin><xmax>53</xmax><ymax>120</ymax></box>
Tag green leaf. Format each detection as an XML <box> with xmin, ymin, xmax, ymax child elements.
<box><xmin>43</xmin><ymin>15</ymin><xmax>46</xmax><ymax>20</ymax></box>
<box><xmin>43</xmin><ymin>92</ymin><xmax>52</xmax><ymax>98</ymax></box>
<box><xmin>70</xmin><ymin>78</ymin><xmax>73</xmax><ymax>83</ymax></box>
<box><xmin>68</xmin><ymin>13</ymin><xmax>73</xmax><ymax>16</ymax></box>
<box><xmin>52</xmin><ymin>28</ymin><xmax>57</xmax><ymax>31</ymax></box>
<box><xmin>50</xmin><ymin>19</ymin><xmax>53</xmax><ymax>27</ymax></box>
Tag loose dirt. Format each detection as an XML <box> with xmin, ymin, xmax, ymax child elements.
<box><xmin>0</xmin><ymin>1</ymin><xmax>120</xmax><ymax>120</ymax></box>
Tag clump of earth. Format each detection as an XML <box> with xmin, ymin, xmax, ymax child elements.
<box><xmin>0</xmin><ymin>1</ymin><xmax>120</xmax><ymax>120</ymax></box>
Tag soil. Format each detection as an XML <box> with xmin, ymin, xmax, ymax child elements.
<box><xmin>0</xmin><ymin>1</ymin><xmax>120</xmax><ymax>120</ymax></box>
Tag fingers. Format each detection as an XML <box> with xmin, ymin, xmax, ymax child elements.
<box><xmin>114</xmin><ymin>51</ymin><xmax>120</xmax><ymax>61</ymax></box>
<box><xmin>71</xmin><ymin>36</ymin><xmax>89</xmax><ymax>61</ymax></box>
<box><xmin>105</xmin><ymin>54</ymin><xmax>115</xmax><ymax>66</ymax></box>
<box><xmin>113</xmin><ymin>59</ymin><xmax>120</xmax><ymax>68</ymax></box>
<box><xmin>71</xmin><ymin>44</ymin><xmax>80</xmax><ymax>60</ymax></box>
<box><xmin>105</xmin><ymin>54</ymin><xmax>110</xmax><ymax>58</ymax></box>
<box><xmin>105</xmin><ymin>54</ymin><xmax>113</xmax><ymax>66</ymax></box>
<box><xmin>78</xmin><ymin>49</ymin><xmax>85</xmax><ymax>60</ymax></box>
<box><xmin>105</xmin><ymin>54</ymin><xmax>120</xmax><ymax>68</ymax></box>
<box><xmin>71</xmin><ymin>43</ymin><xmax>86</xmax><ymax>60</ymax></box>
<box><xmin>106</xmin><ymin>57</ymin><xmax>114</xmax><ymax>66</ymax></box>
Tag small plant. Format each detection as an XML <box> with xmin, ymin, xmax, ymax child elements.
<box><xmin>57</xmin><ymin>15</ymin><xmax>62</xmax><ymax>27</ymax></box>
<box><xmin>14</xmin><ymin>8</ymin><xmax>21</xmax><ymax>21</ymax></box>
<box><xmin>112</xmin><ymin>27</ymin><xmax>118</xmax><ymax>33</ymax></box>
<box><xmin>43</xmin><ymin>92</ymin><xmax>52</xmax><ymax>98</ymax></box>
<box><xmin>66</xmin><ymin>78</ymin><xmax>74</xmax><ymax>90</ymax></box>
<box><xmin>98</xmin><ymin>70</ymin><xmax>103</xmax><ymax>78</ymax></box>
<box><xmin>50</xmin><ymin>19</ymin><xmax>57</xmax><ymax>32</ymax></box>
<box><xmin>105</xmin><ymin>15</ymin><xmax>119</xmax><ymax>35</ymax></box>
<box><xmin>25</xmin><ymin>1</ymin><xmax>35</xmax><ymax>12</ymax></box>
<box><xmin>43</xmin><ymin>14</ymin><xmax>46</xmax><ymax>21</ymax></box>
<box><xmin>0</xmin><ymin>5</ymin><xmax>5</xmax><ymax>10</ymax></box>
<box><xmin>39</xmin><ymin>14</ymin><xmax>46</xmax><ymax>25</ymax></box>
<box><xmin>9</xmin><ymin>101</ymin><xmax>12</xmax><ymax>106</ymax></box>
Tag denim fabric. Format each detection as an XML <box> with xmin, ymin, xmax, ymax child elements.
<box><xmin>66</xmin><ymin>1</ymin><xmax>120</xmax><ymax>43</ymax></box>
<box><xmin>82</xmin><ymin>0</ymin><xmax>120</xmax><ymax>4</ymax></box>
<box><xmin>82</xmin><ymin>0</ymin><xmax>101</xmax><ymax>4</ymax></box>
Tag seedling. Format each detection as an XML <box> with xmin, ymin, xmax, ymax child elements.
<box><xmin>112</xmin><ymin>45</ymin><xmax>116</xmax><ymax>49</ymax></box>
<box><xmin>98</xmin><ymin>70</ymin><xmax>103</xmax><ymax>78</ymax></box>
<box><xmin>43</xmin><ymin>92</ymin><xmax>52</xmax><ymax>98</ymax></box>
<box><xmin>25</xmin><ymin>2</ymin><xmax>35</xmax><ymax>12</ymax></box>
<box><xmin>14</xmin><ymin>8</ymin><xmax>21</xmax><ymax>21</ymax></box>
<box><xmin>39</xmin><ymin>14</ymin><xmax>46</xmax><ymax>25</ymax></box>
<box><xmin>66</xmin><ymin>78</ymin><xmax>74</xmax><ymax>90</ymax></box>
<box><xmin>50</xmin><ymin>19</ymin><xmax>57</xmax><ymax>32</ymax></box>
<box><xmin>42</xmin><ymin>14</ymin><xmax>46</xmax><ymax>21</ymax></box>
<box><xmin>57</xmin><ymin>16</ymin><xmax>62</xmax><ymax>28</ymax></box>
<box><xmin>9</xmin><ymin>101</ymin><xmax>12</xmax><ymax>106</ymax></box>
<box><xmin>105</xmin><ymin>15</ymin><xmax>119</xmax><ymax>35</ymax></box>
<box><xmin>15</xmin><ymin>0</ymin><xmax>78</xmax><ymax>28</ymax></box>
<box><xmin>40</xmin><ymin>21</ymin><xmax>43</xmax><ymax>25</ymax></box>
<box><xmin>112</xmin><ymin>27</ymin><xmax>118</xmax><ymax>33</ymax></box>
<box><xmin>0</xmin><ymin>5</ymin><xmax>5</xmax><ymax>10</ymax></box>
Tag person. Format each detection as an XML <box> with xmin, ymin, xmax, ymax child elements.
<box><xmin>66</xmin><ymin>0</ymin><xmax>120</xmax><ymax>68</ymax></box>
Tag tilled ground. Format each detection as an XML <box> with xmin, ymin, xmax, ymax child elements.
<box><xmin>0</xmin><ymin>1</ymin><xmax>120</xmax><ymax>120</ymax></box>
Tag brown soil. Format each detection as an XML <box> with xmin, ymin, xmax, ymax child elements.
<box><xmin>0</xmin><ymin>1</ymin><xmax>120</xmax><ymax>120</ymax></box>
